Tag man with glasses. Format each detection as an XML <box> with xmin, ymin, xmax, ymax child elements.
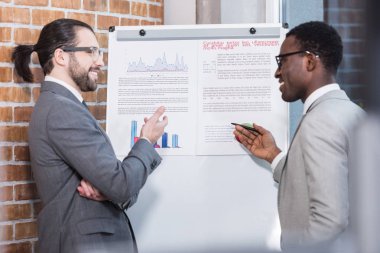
<box><xmin>12</xmin><ymin>18</ymin><xmax>168</xmax><ymax>253</ymax></box>
<box><xmin>233</xmin><ymin>21</ymin><xmax>364</xmax><ymax>250</ymax></box>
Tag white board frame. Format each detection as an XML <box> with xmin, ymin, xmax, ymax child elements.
<box><xmin>106</xmin><ymin>24</ymin><xmax>288</xmax><ymax>252</ymax></box>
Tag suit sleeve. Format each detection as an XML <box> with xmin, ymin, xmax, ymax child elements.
<box><xmin>273</xmin><ymin>155</ymin><xmax>287</xmax><ymax>183</ymax></box>
<box><xmin>46</xmin><ymin>99</ymin><xmax>161</xmax><ymax>204</ymax></box>
<box><xmin>300</xmin><ymin>115</ymin><xmax>349</xmax><ymax>243</ymax></box>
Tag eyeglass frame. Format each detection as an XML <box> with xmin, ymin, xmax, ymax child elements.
<box><xmin>275</xmin><ymin>50</ymin><xmax>319</xmax><ymax>69</ymax></box>
<box><xmin>61</xmin><ymin>46</ymin><xmax>104</xmax><ymax>62</ymax></box>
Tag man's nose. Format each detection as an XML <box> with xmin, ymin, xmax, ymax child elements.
<box><xmin>95</xmin><ymin>54</ymin><xmax>105</xmax><ymax>67</ymax></box>
<box><xmin>274</xmin><ymin>67</ymin><xmax>281</xmax><ymax>79</ymax></box>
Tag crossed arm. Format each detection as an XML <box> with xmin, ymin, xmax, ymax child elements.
<box><xmin>77</xmin><ymin>106</ymin><xmax>168</xmax><ymax>203</ymax></box>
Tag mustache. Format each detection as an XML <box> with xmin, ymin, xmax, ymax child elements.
<box><xmin>89</xmin><ymin>67</ymin><xmax>101</xmax><ymax>72</ymax></box>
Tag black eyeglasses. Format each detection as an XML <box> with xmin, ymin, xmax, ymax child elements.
<box><xmin>275</xmin><ymin>50</ymin><xmax>319</xmax><ymax>69</ymax></box>
<box><xmin>61</xmin><ymin>46</ymin><xmax>103</xmax><ymax>62</ymax></box>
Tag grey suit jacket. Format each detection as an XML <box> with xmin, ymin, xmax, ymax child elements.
<box><xmin>273</xmin><ymin>90</ymin><xmax>365</xmax><ymax>250</ymax></box>
<box><xmin>29</xmin><ymin>81</ymin><xmax>162</xmax><ymax>253</ymax></box>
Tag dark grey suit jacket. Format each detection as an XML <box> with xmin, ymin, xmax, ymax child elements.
<box><xmin>29</xmin><ymin>81</ymin><xmax>162</xmax><ymax>253</ymax></box>
<box><xmin>273</xmin><ymin>90</ymin><xmax>365</xmax><ymax>250</ymax></box>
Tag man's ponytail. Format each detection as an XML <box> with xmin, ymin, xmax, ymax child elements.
<box><xmin>12</xmin><ymin>45</ymin><xmax>35</xmax><ymax>82</ymax></box>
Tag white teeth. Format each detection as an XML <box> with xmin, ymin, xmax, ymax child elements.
<box><xmin>280</xmin><ymin>81</ymin><xmax>284</xmax><ymax>86</ymax></box>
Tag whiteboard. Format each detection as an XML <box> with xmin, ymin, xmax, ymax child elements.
<box><xmin>106</xmin><ymin>24</ymin><xmax>288</xmax><ymax>252</ymax></box>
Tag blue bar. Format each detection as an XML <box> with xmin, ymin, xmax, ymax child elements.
<box><xmin>162</xmin><ymin>132</ymin><xmax>168</xmax><ymax>148</ymax></box>
<box><xmin>131</xmin><ymin>120</ymin><xmax>137</xmax><ymax>148</ymax></box>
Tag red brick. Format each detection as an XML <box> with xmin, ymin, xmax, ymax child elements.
<box><xmin>51</xmin><ymin>0</ymin><xmax>80</xmax><ymax>9</ymax></box>
<box><xmin>31</xmin><ymin>52</ymin><xmax>39</xmax><ymax>65</ymax></box>
<box><xmin>14</xmin><ymin>28</ymin><xmax>40</xmax><ymax>44</ymax></box>
<box><xmin>0</xmin><ymin>126</ymin><xmax>29</xmax><ymax>142</ymax></box>
<box><xmin>88</xmin><ymin>105</ymin><xmax>106</xmax><ymax>120</ymax></box>
<box><xmin>0</xmin><ymin>186</ymin><xmax>13</xmax><ymax>201</ymax></box>
<box><xmin>0</xmin><ymin>27</ymin><xmax>11</xmax><ymax>42</ymax></box>
<box><xmin>0</xmin><ymin>165</ymin><xmax>32</xmax><ymax>182</ymax></box>
<box><xmin>0</xmin><ymin>241</ymin><xmax>32</xmax><ymax>253</ymax></box>
<box><xmin>97</xmin><ymin>88</ymin><xmax>107</xmax><ymax>102</ymax></box>
<box><xmin>0</xmin><ymin>204</ymin><xmax>32</xmax><ymax>221</ymax></box>
<box><xmin>15</xmin><ymin>0</ymin><xmax>48</xmax><ymax>6</ymax></box>
<box><xmin>15</xmin><ymin>183</ymin><xmax>38</xmax><ymax>200</ymax></box>
<box><xmin>67</xmin><ymin>13</ymin><xmax>95</xmax><ymax>27</ymax></box>
<box><xmin>149</xmin><ymin>4</ymin><xmax>163</xmax><ymax>19</ymax></box>
<box><xmin>96</xmin><ymin>33</ymin><xmax>108</xmax><ymax>48</ymax></box>
<box><xmin>31</xmin><ymin>9</ymin><xmax>65</xmax><ymax>26</ymax></box>
<box><xmin>32</xmin><ymin>87</ymin><xmax>41</xmax><ymax>102</ymax></box>
<box><xmin>0</xmin><ymin>7</ymin><xmax>30</xmax><ymax>24</ymax></box>
<box><xmin>15</xmin><ymin>221</ymin><xmax>38</xmax><ymax>240</ymax></box>
<box><xmin>33</xmin><ymin>201</ymin><xmax>42</xmax><ymax>217</ymax></box>
<box><xmin>0</xmin><ymin>224</ymin><xmax>13</xmax><ymax>241</ymax></box>
<box><xmin>0</xmin><ymin>107</ymin><xmax>12</xmax><ymax>122</ymax></box>
<box><xmin>0</xmin><ymin>87</ymin><xmax>31</xmax><ymax>102</ymax></box>
<box><xmin>83</xmin><ymin>0</ymin><xmax>108</xmax><ymax>11</ymax></box>
<box><xmin>14</xmin><ymin>146</ymin><xmax>30</xmax><ymax>161</ymax></box>
<box><xmin>14</xmin><ymin>67</ymin><xmax>44</xmax><ymax>84</ymax></box>
<box><xmin>0</xmin><ymin>67</ymin><xmax>12</xmax><ymax>82</ymax></box>
<box><xmin>141</xmin><ymin>20</ymin><xmax>155</xmax><ymax>26</ymax></box>
<box><xmin>0</xmin><ymin>46</ymin><xmax>13</xmax><ymax>62</ymax></box>
<box><xmin>97</xmin><ymin>15</ymin><xmax>120</xmax><ymax>30</ymax></box>
<box><xmin>98</xmin><ymin>70</ymin><xmax>107</xmax><ymax>84</ymax></box>
<box><xmin>131</xmin><ymin>2</ymin><xmax>147</xmax><ymax>17</ymax></box>
<box><xmin>102</xmin><ymin>52</ymin><xmax>108</xmax><ymax>65</ymax></box>
<box><xmin>110</xmin><ymin>0</ymin><xmax>130</xmax><ymax>14</ymax></box>
<box><xmin>14</xmin><ymin>107</ymin><xmax>33</xmax><ymax>123</ymax></box>
<box><xmin>120</xmin><ymin>18</ymin><xmax>139</xmax><ymax>26</ymax></box>
<box><xmin>0</xmin><ymin>146</ymin><xmax>12</xmax><ymax>161</ymax></box>
<box><xmin>82</xmin><ymin>92</ymin><xmax>97</xmax><ymax>102</ymax></box>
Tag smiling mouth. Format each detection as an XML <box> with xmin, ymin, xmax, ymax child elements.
<box><xmin>89</xmin><ymin>70</ymin><xmax>99</xmax><ymax>79</ymax></box>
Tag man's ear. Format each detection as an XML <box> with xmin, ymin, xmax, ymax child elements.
<box><xmin>306</xmin><ymin>53</ymin><xmax>318</xmax><ymax>71</ymax></box>
<box><xmin>53</xmin><ymin>48</ymin><xmax>68</xmax><ymax>66</ymax></box>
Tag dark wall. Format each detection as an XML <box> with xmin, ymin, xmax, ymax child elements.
<box><xmin>324</xmin><ymin>0</ymin><xmax>366</xmax><ymax>107</ymax></box>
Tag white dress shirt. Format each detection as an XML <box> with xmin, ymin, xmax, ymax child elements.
<box><xmin>45</xmin><ymin>75</ymin><xmax>84</xmax><ymax>103</ymax></box>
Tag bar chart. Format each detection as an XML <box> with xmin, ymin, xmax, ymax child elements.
<box><xmin>130</xmin><ymin>120</ymin><xmax>180</xmax><ymax>149</ymax></box>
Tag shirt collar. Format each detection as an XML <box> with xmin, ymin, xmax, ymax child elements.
<box><xmin>45</xmin><ymin>76</ymin><xmax>83</xmax><ymax>103</ymax></box>
<box><xmin>303</xmin><ymin>83</ymin><xmax>340</xmax><ymax>114</ymax></box>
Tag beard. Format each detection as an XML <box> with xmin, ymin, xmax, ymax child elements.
<box><xmin>68</xmin><ymin>55</ymin><xmax>99</xmax><ymax>92</ymax></box>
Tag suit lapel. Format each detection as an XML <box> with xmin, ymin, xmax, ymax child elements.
<box><xmin>280</xmin><ymin>89</ymin><xmax>350</xmax><ymax>173</ymax></box>
<box><xmin>41</xmin><ymin>81</ymin><xmax>114</xmax><ymax>147</ymax></box>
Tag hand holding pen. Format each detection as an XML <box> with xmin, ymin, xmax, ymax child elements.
<box><xmin>232</xmin><ymin>122</ymin><xmax>281</xmax><ymax>163</ymax></box>
<box><xmin>231</xmin><ymin>123</ymin><xmax>260</xmax><ymax>136</ymax></box>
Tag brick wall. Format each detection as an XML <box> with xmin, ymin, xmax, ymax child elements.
<box><xmin>324</xmin><ymin>0</ymin><xmax>365</xmax><ymax>106</ymax></box>
<box><xmin>0</xmin><ymin>1</ymin><xmax>163</xmax><ymax>252</ymax></box>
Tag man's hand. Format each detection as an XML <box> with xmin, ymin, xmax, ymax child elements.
<box><xmin>233</xmin><ymin>123</ymin><xmax>281</xmax><ymax>163</ymax></box>
<box><xmin>77</xmin><ymin>179</ymin><xmax>107</xmax><ymax>201</ymax></box>
<box><xmin>140</xmin><ymin>106</ymin><xmax>168</xmax><ymax>144</ymax></box>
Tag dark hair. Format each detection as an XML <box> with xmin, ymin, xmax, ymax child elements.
<box><xmin>286</xmin><ymin>21</ymin><xmax>343</xmax><ymax>74</ymax></box>
<box><xmin>12</xmin><ymin>18</ymin><xmax>94</xmax><ymax>82</ymax></box>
